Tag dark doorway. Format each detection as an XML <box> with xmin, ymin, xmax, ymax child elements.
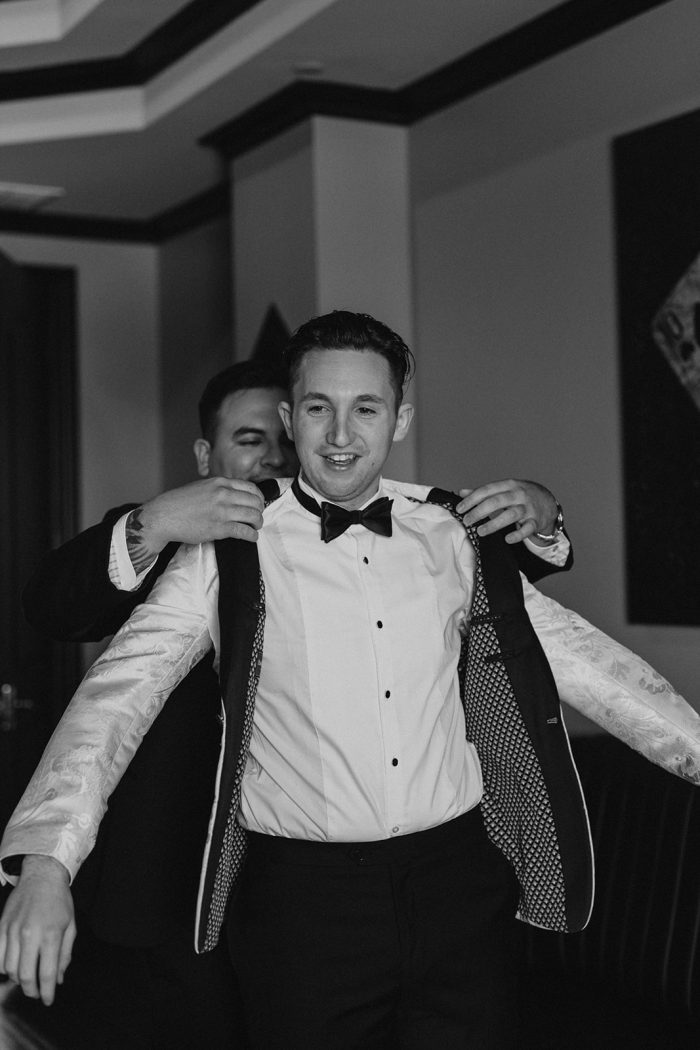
<box><xmin>0</xmin><ymin>249</ymin><xmax>80</xmax><ymax>836</ymax></box>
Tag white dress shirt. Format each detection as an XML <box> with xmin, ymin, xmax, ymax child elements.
<box><xmin>241</xmin><ymin>478</ymin><xmax>482</xmax><ymax>841</ymax></box>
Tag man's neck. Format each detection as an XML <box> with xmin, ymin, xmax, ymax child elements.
<box><xmin>297</xmin><ymin>473</ymin><xmax>383</xmax><ymax>510</ymax></box>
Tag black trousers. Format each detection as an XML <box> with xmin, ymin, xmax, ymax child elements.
<box><xmin>42</xmin><ymin>920</ymin><xmax>246</xmax><ymax>1050</ymax></box>
<box><xmin>228</xmin><ymin>809</ymin><xmax>522</xmax><ymax>1050</ymax></box>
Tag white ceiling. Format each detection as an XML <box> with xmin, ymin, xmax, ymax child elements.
<box><xmin>0</xmin><ymin>0</ymin><xmax>680</xmax><ymax>222</ymax></box>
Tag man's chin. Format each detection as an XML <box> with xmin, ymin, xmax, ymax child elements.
<box><xmin>311</xmin><ymin>474</ymin><xmax>371</xmax><ymax>507</ymax></box>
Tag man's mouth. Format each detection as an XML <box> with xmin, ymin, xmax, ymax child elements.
<box><xmin>322</xmin><ymin>453</ymin><xmax>358</xmax><ymax>469</ymax></box>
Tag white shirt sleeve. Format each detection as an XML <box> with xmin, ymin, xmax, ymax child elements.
<box><xmin>108</xmin><ymin>513</ymin><xmax>159</xmax><ymax>591</ymax></box>
<box><xmin>0</xmin><ymin>542</ymin><xmax>220</xmax><ymax>884</ymax></box>
<box><xmin>523</xmin><ymin>533</ymin><xmax>570</xmax><ymax>568</ymax></box>
<box><xmin>523</xmin><ymin>576</ymin><xmax>700</xmax><ymax>784</ymax></box>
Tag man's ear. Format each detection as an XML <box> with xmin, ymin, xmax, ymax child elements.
<box><xmin>392</xmin><ymin>402</ymin><xmax>414</xmax><ymax>443</ymax></box>
<box><xmin>278</xmin><ymin>401</ymin><xmax>294</xmax><ymax>441</ymax></box>
<box><xmin>193</xmin><ymin>438</ymin><xmax>212</xmax><ymax>477</ymax></box>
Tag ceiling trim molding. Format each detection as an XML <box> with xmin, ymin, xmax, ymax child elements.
<box><xmin>0</xmin><ymin>208</ymin><xmax>152</xmax><ymax>243</ymax></box>
<box><xmin>202</xmin><ymin>0</ymin><xmax>675</xmax><ymax>160</ymax></box>
<box><xmin>0</xmin><ymin>0</ymin><xmax>342</xmax><ymax>145</ymax></box>
<box><xmin>0</xmin><ymin>0</ymin><xmax>673</xmax><ymax>109</ymax></box>
<box><xmin>402</xmin><ymin>0</ymin><xmax>675</xmax><ymax>120</ymax></box>
<box><xmin>201</xmin><ymin>80</ymin><xmax>410</xmax><ymax>157</ymax></box>
<box><xmin>152</xmin><ymin>181</ymin><xmax>230</xmax><ymax>240</ymax></box>
<box><xmin>0</xmin><ymin>182</ymin><xmax>230</xmax><ymax>244</ymax></box>
<box><xmin>1</xmin><ymin>89</ymin><xmax>143</xmax><ymax>147</ymax></box>
<box><xmin>0</xmin><ymin>0</ymin><xmax>264</xmax><ymax>101</ymax></box>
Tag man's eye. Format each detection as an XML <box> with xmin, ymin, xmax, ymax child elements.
<box><xmin>356</xmin><ymin>406</ymin><xmax>377</xmax><ymax>416</ymax></box>
<box><xmin>237</xmin><ymin>439</ymin><xmax>263</xmax><ymax>446</ymax></box>
<box><xmin>307</xmin><ymin>404</ymin><xmax>328</xmax><ymax>415</ymax></box>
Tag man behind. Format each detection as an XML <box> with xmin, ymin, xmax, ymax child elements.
<box><xmin>11</xmin><ymin>360</ymin><xmax>297</xmax><ymax>1050</ymax></box>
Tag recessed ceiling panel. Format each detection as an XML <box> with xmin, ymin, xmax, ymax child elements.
<box><xmin>0</xmin><ymin>0</ymin><xmax>192</xmax><ymax>69</ymax></box>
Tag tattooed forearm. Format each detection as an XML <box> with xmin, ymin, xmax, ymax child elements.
<box><xmin>125</xmin><ymin>506</ymin><xmax>158</xmax><ymax>574</ymax></box>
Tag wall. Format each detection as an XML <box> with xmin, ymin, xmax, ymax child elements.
<box><xmin>410</xmin><ymin>0</ymin><xmax>700</xmax><ymax>715</ymax></box>
<box><xmin>232</xmin><ymin>122</ymin><xmax>316</xmax><ymax>357</ymax></box>
<box><xmin>312</xmin><ymin>117</ymin><xmax>417</xmax><ymax>482</ymax></box>
<box><xmin>0</xmin><ymin>233</ymin><xmax>161</xmax><ymax>530</ymax></box>
<box><xmin>158</xmin><ymin>215</ymin><xmax>232</xmax><ymax>488</ymax></box>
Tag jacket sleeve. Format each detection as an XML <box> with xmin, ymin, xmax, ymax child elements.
<box><xmin>0</xmin><ymin>542</ymin><xmax>217</xmax><ymax>883</ymax></box>
<box><xmin>22</xmin><ymin>504</ymin><xmax>175</xmax><ymax>642</ymax></box>
<box><xmin>523</xmin><ymin>579</ymin><xmax>700</xmax><ymax>784</ymax></box>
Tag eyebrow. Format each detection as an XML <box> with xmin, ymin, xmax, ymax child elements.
<box><xmin>299</xmin><ymin>392</ymin><xmax>387</xmax><ymax>405</ymax></box>
<box><xmin>231</xmin><ymin>426</ymin><xmax>267</xmax><ymax>438</ymax></box>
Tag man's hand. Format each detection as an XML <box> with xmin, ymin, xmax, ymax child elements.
<box><xmin>127</xmin><ymin>477</ymin><xmax>266</xmax><ymax>569</ymax></box>
<box><xmin>0</xmin><ymin>855</ymin><xmax>75</xmax><ymax>1006</ymax></box>
<box><xmin>456</xmin><ymin>479</ymin><xmax>558</xmax><ymax>545</ymax></box>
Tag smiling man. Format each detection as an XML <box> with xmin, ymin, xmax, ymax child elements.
<box><xmin>194</xmin><ymin>364</ymin><xmax>297</xmax><ymax>483</ymax></box>
<box><xmin>278</xmin><ymin>344</ymin><xmax>413</xmax><ymax>505</ymax></box>
<box><xmin>4</xmin><ymin>311</ymin><xmax>695</xmax><ymax>1050</ymax></box>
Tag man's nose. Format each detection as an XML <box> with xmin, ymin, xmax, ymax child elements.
<box><xmin>263</xmin><ymin>441</ymin><xmax>287</xmax><ymax>468</ymax></box>
<box><xmin>327</xmin><ymin>413</ymin><xmax>353</xmax><ymax>447</ymax></box>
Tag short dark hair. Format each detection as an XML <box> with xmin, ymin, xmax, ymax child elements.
<box><xmin>198</xmin><ymin>360</ymin><xmax>289</xmax><ymax>443</ymax></box>
<box><xmin>283</xmin><ymin>311</ymin><xmax>415</xmax><ymax>406</ymax></box>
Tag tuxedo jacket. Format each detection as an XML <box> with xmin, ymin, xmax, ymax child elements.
<box><xmin>193</xmin><ymin>480</ymin><xmax>589</xmax><ymax>952</ymax></box>
<box><xmin>22</xmin><ymin>506</ymin><xmax>223</xmax><ymax>947</ymax></box>
<box><xmin>18</xmin><ymin>483</ymin><xmax>584</xmax><ymax>954</ymax></box>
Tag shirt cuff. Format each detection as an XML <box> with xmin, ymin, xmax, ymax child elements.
<box><xmin>0</xmin><ymin>849</ymin><xmax>74</xmax><ymax>887</ymax></box>
<box><xmin>524</xmin><ymin>533</ymin><xmax>570</xmax><ymax>568</ymax></box>
<box><xmin>109</xmin><ymin>513</ymin><xmax>157</xmax><ymax>591</ymax></box>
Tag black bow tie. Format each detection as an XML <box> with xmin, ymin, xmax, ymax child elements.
<box><xmin>292</xmin><ymin>477</ymin><xmax>393</xmax><ymax>543</ymax></box>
